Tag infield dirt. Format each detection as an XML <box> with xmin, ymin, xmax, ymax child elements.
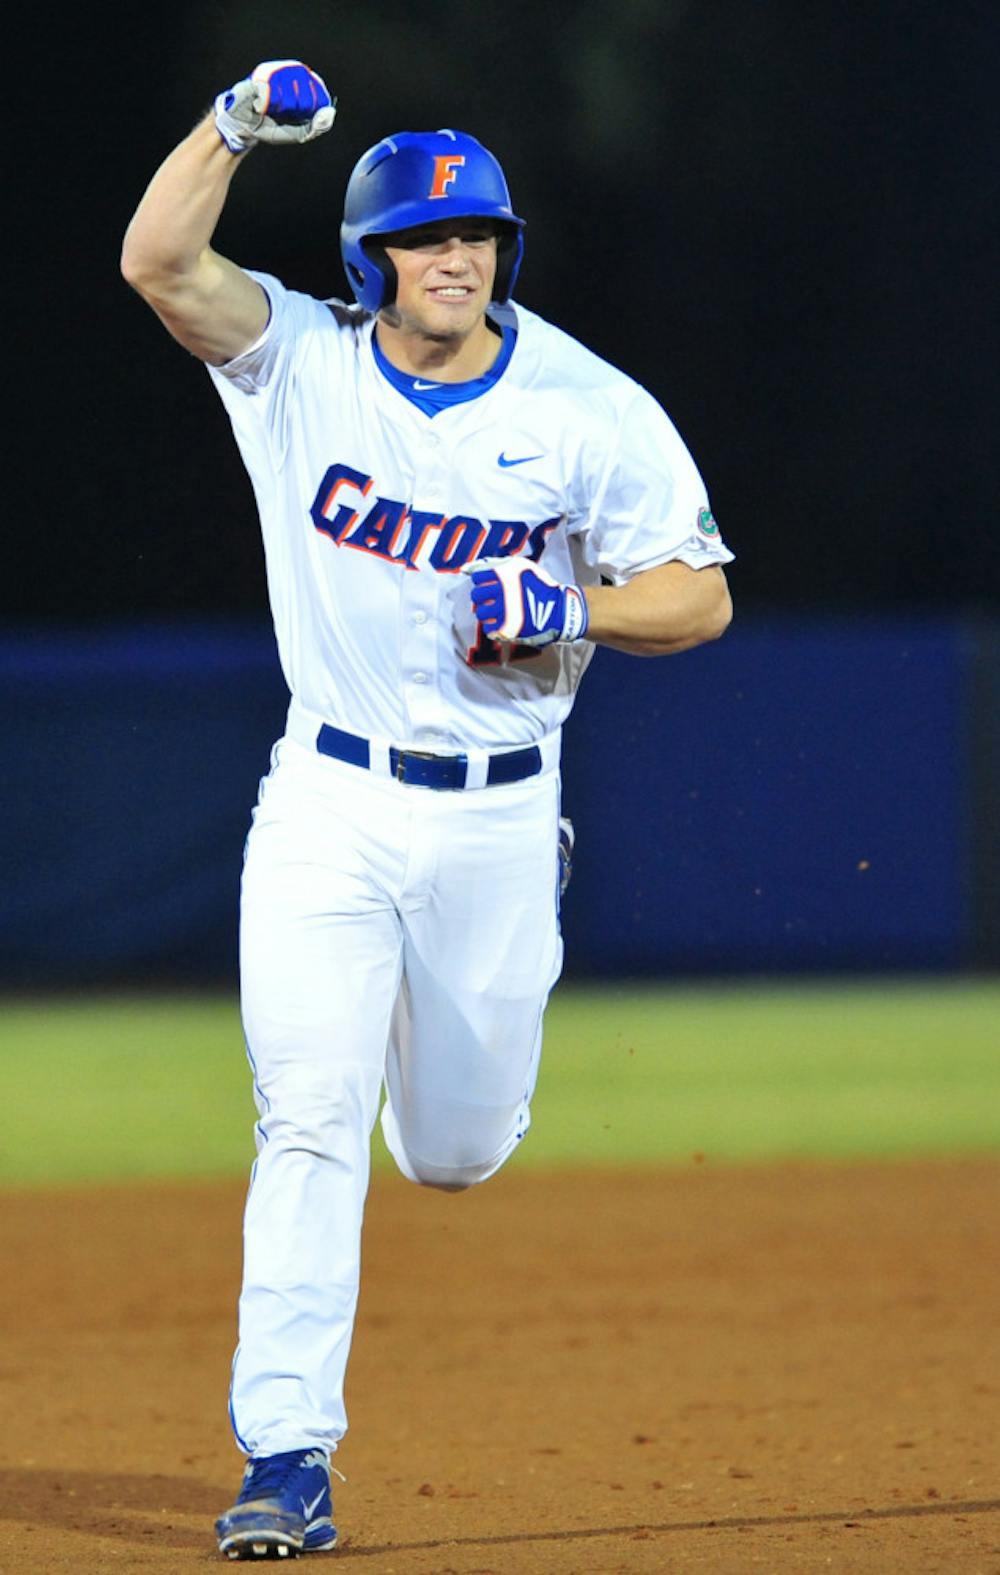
<box><xmin>0</xmin><ymin>1160</ymin><xmax>997</xmax><ymax>1572</ymax></box>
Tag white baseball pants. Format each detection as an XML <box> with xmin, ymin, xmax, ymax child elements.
<box><xmin>229</xmin><ymin>735</ymin><xmax>564</xmax><ymax>1457</ymax></box>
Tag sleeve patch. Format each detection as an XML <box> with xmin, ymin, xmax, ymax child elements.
<box><xmin>697</xmin><ymin>507</ymin><xmax>720</xmax><ymax>538</ymax></box>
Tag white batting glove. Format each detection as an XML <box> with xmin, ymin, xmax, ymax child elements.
<box><xmin>463</xmin><ymin>557</ymin><xmax>589</xmax><ymax>647</ymax></box>
<box><xmin>214</xmin><ymin>60</ymin><xmax>336</xmax><ymax>154</ymax></box>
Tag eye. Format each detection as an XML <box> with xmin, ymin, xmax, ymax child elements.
<box><xmin>383</xmin><ymin>230</ymin><xmax>438</xmax><ymax>250</ymax></box>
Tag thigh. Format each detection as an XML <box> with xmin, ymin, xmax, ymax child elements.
<box><xmin>240</xmin><ymin>741</ymin><xmax>405</xmax><ymax>1105</ymax></box>
<box><xmin>385</xmin><ymin>772</ymin><xmax>564</xmax><ymax>1170</ymax></box>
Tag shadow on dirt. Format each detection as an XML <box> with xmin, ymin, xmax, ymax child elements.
<box><xmin>0</xmin><ymin>1469</ymin><xmax>996</xmax><ymax>1561</ymax></box>
<box><xmin>0</xmin><ymin>1467</ymin><xmax>226</xmax><ymax>1552</ymax></box>
<box><xmin>338</xmin><ymin>1498</ymin><xmax>1000</xmax><ymax>1558</ymax></box>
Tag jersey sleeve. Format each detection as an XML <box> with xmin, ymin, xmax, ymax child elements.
<box><xmin>205</xmin><ymin>272</ymin><xmax>329</xmax><ymax>470</ymax></box>
<box><xmin>575</xmin><ymin>388</ymin><xmax>734</xmax><ymax>585</ymax></box>
<box><xmin>206</xmin><ymin>271</ymin><xmax>296</xmax><ymax>395</ymax></box>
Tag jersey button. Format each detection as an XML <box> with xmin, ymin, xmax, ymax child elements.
<box><xmin>412</xmin><ymin>672</ymin><xmax>428</xmax><ymax>684</ymax></box>
<box><xmin>412</xmin><ymin>611</ymin><xmax>428</xmax><ymax>625</ymax></box>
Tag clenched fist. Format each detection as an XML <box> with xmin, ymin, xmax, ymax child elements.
<box><xmin>463</xmin><ymin>557</ymin><xmax>590</xmax><ymax>647</ymax></box>
<box><xmin>214</xmin><ymin>61</ymin><xmax>336</xmax><ymax>153</ymax></box>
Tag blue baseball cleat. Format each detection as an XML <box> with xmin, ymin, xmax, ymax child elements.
<box><xmin>216</xmin><ymin>1448</ymin><xmax>337</xmax><ymax>1560</ymax></box>
<box><xmin>558</xmin><ymin>815</ymin><xmax>575</xmax><ymax>898</ymax></box>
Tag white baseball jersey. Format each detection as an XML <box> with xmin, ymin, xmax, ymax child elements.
<box><xmin>208</xmin><ymin>275</ymin><xmax>734</xmax><ymax>752</ymax></box>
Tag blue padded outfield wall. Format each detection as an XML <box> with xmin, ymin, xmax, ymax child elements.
<box><xmin>0</xmin><ymin>617</ymin><xmax>995</xmax><ymax>986</ymax></box>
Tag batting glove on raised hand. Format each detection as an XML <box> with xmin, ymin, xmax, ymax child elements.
<box><xmin>463</xmin><ymin>557</ymin><xmax>589</xmax><ymax>647</ymax></box>
<box><xmin>214</xmin><ymin>61</ymin><xmax>336</xmax><ymax>153</ymax></box>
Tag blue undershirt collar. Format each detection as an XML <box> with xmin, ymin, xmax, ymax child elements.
<box><xmin>372</xmin><ymin>321</ymin><xmax>516</xmax><ymax>417</ymax></box>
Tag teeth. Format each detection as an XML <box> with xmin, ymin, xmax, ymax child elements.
<box><xmin>434</xmin><ymin>288</ymin><xmax>468</xmax><ymax>297</ymax></box>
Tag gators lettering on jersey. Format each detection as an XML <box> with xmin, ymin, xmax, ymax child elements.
<box><xmin>308</xmin><ymin>462</ymin><xmax>560</xmax><ymax>573</ymax></box>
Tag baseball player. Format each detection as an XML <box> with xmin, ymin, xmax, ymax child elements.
<box><xmin>121</xmin><ymin>60</ymin><xmax>733</xmax><ymax>1561</ymax></box>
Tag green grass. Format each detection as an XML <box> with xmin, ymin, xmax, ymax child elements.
<box><xmin>530</xmin><ymin>980</ymin><xmax>1000</xmax><ymax>1166</ymax></box>
<box><xmin>1</xmin><ymin>998</ymin><xmax>256</xmax><ymax>1187</ymax></box>
<box><xmin>2</xmin><ymin>980</ymin><xmax>999</xmax><ymax>1188</ymax></box>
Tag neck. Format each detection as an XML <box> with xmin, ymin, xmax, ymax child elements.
<box><xmin>374</xmin><ymin>316</ymin><xmax>500</xmax><ymax>383</ymax></box>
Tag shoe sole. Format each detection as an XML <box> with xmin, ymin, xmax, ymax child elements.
<box><xmin>220</xmin><ymin>1528</ymin><xmax>339</xmax><ymax>1560</ymax></box>
<box><xmin>221</xmin><ymin>1536</ymin><xmax>298</xmax><ymax>1559</ymax></box>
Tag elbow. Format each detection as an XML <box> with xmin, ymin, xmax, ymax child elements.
<box><xmin>639</xmin><ymin>596</ymin><xmax>733</xmax><ymax>658</ymax></box>
<box><xmin>651</xmin><ymin>581</ymin><xmax>733</xmax><ymax>656</ymax></box>
<box><xmin>705</xmin><ymin>582</ymin><xmax>734</xmax><ymax>642</ymax></box>
<box><xmin>119</xmin><ymin>235</ymin><xmax>137</xmax><ymax>287</ymax></box>
<box><xmin>689</xmin><ymin>572</ymin><xmax>734</xmax><ymax>647</ymax></box>
<box><xmin>120</xmin><ymin>232</ymin><xmax>153</xmax><ymax>297</ymax></box>
<box><xmin>120</xmin><ymin>226</ymin><xmax>182</xmax><ymax>303</ymax></box>
<box><xmin>120</xmin><ymin>248</ymin><xmax>189</xmax><ymax>318</ymax></box>
<box><xmin>119</xmin><ymin>216</ymin><xmax>145</xmax><ymax>285</ymax></box>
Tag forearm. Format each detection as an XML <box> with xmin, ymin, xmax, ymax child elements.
<box><xmin>583</xmin><ymin>563</ymin><xmax>733</xmax><ymax>656</ymax></box>
<box><xmin>120</xmin><ymin>115</ymin><xmax>244</xmax><ymax>292</ymax></box>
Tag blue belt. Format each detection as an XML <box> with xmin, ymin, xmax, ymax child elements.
<box><xmin>316</xmin><ymin>723</ymin><xmax>542</xmax><ymax>791</ymax></box>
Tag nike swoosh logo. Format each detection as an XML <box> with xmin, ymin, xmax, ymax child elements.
<box><xmin>302</xmin><ymin>1489</ymin><xmax>326</xmax><ymax>1520</ymax></box>
<box><xmin>498</xmin><ymin>451</ymin><xmax>544</xmax><ymax>468</ymax></box>
<box><xmin>413</xmin><ymin>380</ymin><xmax>439</xmax><ymax>391</ymax></box>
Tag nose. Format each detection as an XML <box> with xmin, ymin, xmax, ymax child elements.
<box><xmin>438</xmin><ymin>237</ymin><xmax>473</xmax><ymax>269</ymax></box>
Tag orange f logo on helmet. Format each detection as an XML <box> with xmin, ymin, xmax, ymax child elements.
<box><xmin>429</xmin><ymin>155</ymin><xmax>466</xmax><ymax>198</ymax></box>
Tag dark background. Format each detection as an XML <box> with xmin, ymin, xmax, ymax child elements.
<box><xmin>12</xmin><ymin>0</ymin><xmax>998</xmax><ymax>626</ymax></box>
<box><xmin>3</xmin><ymin>0</ymin><xmax>998</xmax><ymax>985</ymax></box>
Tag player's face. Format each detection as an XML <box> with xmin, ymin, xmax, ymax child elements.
<box><xmin>381</xmin><ymin>220</ymin><xmax>499</xmax><ymax>341</ymax></box>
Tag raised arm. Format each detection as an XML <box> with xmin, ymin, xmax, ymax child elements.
<box><xmin>120</xmin><ymin>61</ymin><xmax>335</xmax><ymax>366</ymax></box>
<box><xmin>121</xmin><ymin>118</ymin><xmax>264</xmax><ymax>365</ymax></box>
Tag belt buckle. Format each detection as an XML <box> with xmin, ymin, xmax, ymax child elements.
<box><xmin>394</xmin><ymin>748</ymin><xmax>439</xmax><ymax>784</ymax></box>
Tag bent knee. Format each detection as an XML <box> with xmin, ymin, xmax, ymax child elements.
<box><xmin>382</xmin><ymin>1103</ymin><xmax>529</xmax><ymax>1191</ymax></box>
<box><xmin>407</xmin><ymin>1157</ymin><xmax>492</xmax><ymax>1192</ymax></box>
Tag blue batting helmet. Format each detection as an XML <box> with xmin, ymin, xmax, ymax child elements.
<box><xmin>340</xmin><ymin>129</ymin><xmax>525</xmax><ymax>312</ymax></box>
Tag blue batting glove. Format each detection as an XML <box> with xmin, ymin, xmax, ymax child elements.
<box><xmin>463</xmin><ymin>557</ymin><xmax>589</xmax><ymax>647</ymax></box>
<box><xmin>214</xmin><ymin>60</ymin><xmax>336</xmax><ymax>154</ymax></box>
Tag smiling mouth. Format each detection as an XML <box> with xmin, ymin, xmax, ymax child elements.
<box><xmin>429</xmin><ymin>286</ymin><xmax>473</xmax><ymax>299</ymax></box>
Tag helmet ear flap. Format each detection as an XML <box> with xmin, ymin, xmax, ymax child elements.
<box><xmin>493</xmin><ymin>226</ymin><xmax>523</xmax><ymax>304</ymax></box>
<box><xmin>359</xmin><ymin>243</ymin><xmax>398</xmax><ymax>311</ymax></box>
